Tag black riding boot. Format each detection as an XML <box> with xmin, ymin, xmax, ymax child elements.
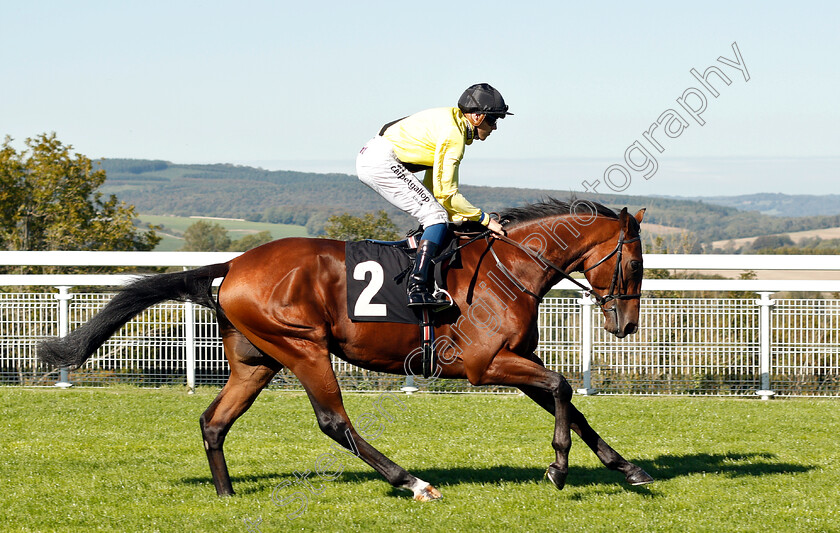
<box><xmin>407</xmin><ymin>240</ymin><xmax>451</xmax><ymax>309</ymax></box>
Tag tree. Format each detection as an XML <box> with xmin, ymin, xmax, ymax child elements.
<box><xmin>181</xmin><ymin>223</ymin><xmax>274</xmax><ymax>252</ymax></box>
<box><xmin>0</xmin><ymin>133</ymin><xmax>160</xmax><ymax>251</ymax></box>
<box><xmin>181</xmin><ymin>220</ymin><xmax>231</xmax><ymax>251</ymax></box>
<box><xmin>227</xmin><ymin>231</ymin><xmax>273</xmax><ymax>252</ymax></box>
<box><xmin>751</xmin><ymin>234</ymin><xmax>794</xmax><ymax>251</ymax></box>
<box><xmin>322</xmin><ymin>210</ymin><xmax>400</xmax><ymax>241</ymax></box>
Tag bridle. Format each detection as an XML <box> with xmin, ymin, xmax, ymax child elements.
<box><xmin>581</xmin><ymin>226</ymin><xmax>643</xmax><ymax>306</ymax></box>
<box><xmin>489</xmin><ymin>226</ymin><xmax>642</xmax><ymax>313</ymax></box>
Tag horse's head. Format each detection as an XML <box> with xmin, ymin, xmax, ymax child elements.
<box><xmin>580</xmin><ymin>207</ymin><xmax>645</xmax><ymax>338</ymax></box>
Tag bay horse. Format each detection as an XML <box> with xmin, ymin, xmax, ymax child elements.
<box><xmin>39</xmin><ymin>199</ymin><xmax>652</xmax><ymax>501</ymax></box>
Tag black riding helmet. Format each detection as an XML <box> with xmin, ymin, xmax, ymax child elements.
<box><xmin>457</xmin><ymin>83</ymin><xmax>513</xmax><ymax>117</ymax></box>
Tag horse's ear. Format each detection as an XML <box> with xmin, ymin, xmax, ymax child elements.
<box><xmin>618</xmin><ymin>207</ymin><xmax>629</xmax><ymax>227</ymax></box>
<box><xmin>634</xmin><ymin>208</ymin><xmax>646</xmax><ymax>224</ymax></box>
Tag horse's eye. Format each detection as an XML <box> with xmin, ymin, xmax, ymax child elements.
<box><xmin>630</xmin><ymin>260</ymin><xmax>643</xmax><ymax>273</ymax></box>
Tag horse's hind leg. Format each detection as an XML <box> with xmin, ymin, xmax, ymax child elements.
<box><xmin>518</xmin><ymin>384</ymin><xmax>654</xmax><ymax>486</ymax></box>
<box><xmin>288</xmin><ymin>347</ymin><xmax>441</xmax><ymax>501</ymax></box>
<box><xmin>200</xmin><ymin>318</ymin><xmax>281</xmax><ymax>496</ymax></box>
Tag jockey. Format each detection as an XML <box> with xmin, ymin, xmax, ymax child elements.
<box><xmin>356</xmin><ymin>83</ymin><xmax>510</xmax><ymax>308</ymax></box>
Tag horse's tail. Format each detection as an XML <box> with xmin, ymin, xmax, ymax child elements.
<box><xmin>38</xmin><ymin>262</ymin><xmax>230</xmax><ymax>368</ymax></box>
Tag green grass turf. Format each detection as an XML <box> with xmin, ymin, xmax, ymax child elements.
<box><xmin>135</xmin><ymin>214</ymin><xmax>310</xmax><ymax>251</ymax></box>
<box><xmin>1</xmin><ymin>388</ymin><xmax>838</xmax><ymax>532</ymax></box>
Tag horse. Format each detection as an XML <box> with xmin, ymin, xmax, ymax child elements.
<box><xmin>38</xmin><ymin>198</ymin><xmax>652</xmax><ymax>501</ymax></box>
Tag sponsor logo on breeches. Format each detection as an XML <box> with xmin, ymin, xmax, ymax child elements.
<box><xmin>390</xmin><ymin>165</ymin><xmax>431</xmax><ymax>203</ymax></box>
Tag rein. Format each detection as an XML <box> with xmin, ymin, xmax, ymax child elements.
<box><xmin>490</xmin><ymin>228</ymin><xmax>642</xmax><ymax>311</ymax></box>
<box><xmin>431</xmin><ymin>229</ymin><xmax>493</xmax><ymax>265</ymax></box>
<box><xmin>429</xmin><ymin>222</ymin><xmax>642</xmax><ymax>312</ymax></box>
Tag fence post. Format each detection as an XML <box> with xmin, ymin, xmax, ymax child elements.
<box><xmin>755</xmin><ymin>291</ymin><xmax>776</xmax><ymax>400</ymax></box>
<box><xmin>577</xmin><ymin>292</ymin><xmax>597</xmax><ymax>395</ymax></box>
<box><xmin>53</xmin><ymin>286</ymin><xmax>73</xmax><ymax>388</ymax></box>
<box><xmin>401</xmin><ymin>375</ymin><xmax>419</xmax><ymax>395</ymax></box>
<box><xmin>185</xmin><ymin>299</ymin><xmax>196</xmax><ymax>394</ymax></box>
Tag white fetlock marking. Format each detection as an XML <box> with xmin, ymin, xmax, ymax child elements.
<box><xmin>409</xmin><ymin>479</ymin><xmax>442</xmax><ymax>501</ymax></box>
<box><xmin>409</xmin><ymin>478</ymin><xmax>430</xmax><ymax>498</ymax></box>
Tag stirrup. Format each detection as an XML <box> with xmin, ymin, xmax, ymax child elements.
<box><xmin>431</xmin><ymin>288</ymin><xmax>454</xmax><ymax>312</ymax></box>
<box><xmin>407</xmin><ymin>287</ymin><xmax>453</xmax><ymax>311</ymax></box>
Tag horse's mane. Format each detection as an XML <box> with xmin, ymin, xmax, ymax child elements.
<box><xmin>499</xmin><ymin>197</ymin><xmax>619</xmax><ymax>228</ymax></box>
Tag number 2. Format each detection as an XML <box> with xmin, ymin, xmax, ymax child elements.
<box><xmin>353</xmin><ymin>261</ymin><xmax>387</xmax><ymax>316</ymax></box>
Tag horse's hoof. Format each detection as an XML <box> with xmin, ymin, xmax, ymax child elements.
<box><xmin>413</xmin><ymin>484</ymin><xmax>443</xmax><ymax>502</ymax></box>
<box><xmin>626</xmin><ymin>467</ymin><xmax>654</xmax><ymax>486</ymax></box>
<box><xmin>546</xmin><ymin>463</ymin><xmax>568</xmax><ymax>490</ymax></box>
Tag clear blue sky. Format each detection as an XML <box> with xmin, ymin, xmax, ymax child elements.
<box><xmin>1</xmin><ymin>1</ymin><xmax>837</xmax><ymax>197</ymax></box>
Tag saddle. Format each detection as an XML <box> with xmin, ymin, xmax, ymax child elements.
<box><xmin>345</xmin><ymin>224</ymin><xmax>487</xmax><ymax>377</ymax></box>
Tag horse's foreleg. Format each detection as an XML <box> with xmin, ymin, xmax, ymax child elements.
<box><xmin>469</xmin><ymin>350</ymin><xmax>574</xmax><ymax>490</ymax></box>
<box><xmin>547</xmin><ymin>377</ymin><xmax>573</xmax><ymax>490</ymax></box>
<box><xmin>200</xmin><ymin>324</ymin><xmax>280</xmax><ymax>496</ymax></box>
<box><xmin>540</xmin><ymin>373</ymin><xmax>572</xmax><ymax>490</ymax></box>
<box><xmin>568</xmin><ymin>402</ymin><xmax>653</xmax><ymax>485</ymax></box>
<box><xmin>518</xmin><ymin>384</ymin><xmax>654</xmax><ymax>486</ymax></box>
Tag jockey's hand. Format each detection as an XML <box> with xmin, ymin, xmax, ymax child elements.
<box><xmin>487</xmin><ymin>218</ymin><xmax>506</xmax><ymax>237</ymax></box>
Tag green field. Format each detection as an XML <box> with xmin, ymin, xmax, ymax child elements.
<box><xmin>136</xmin><ymin>214</ymin><xmax>310</xmax><ymax>251</ymax></box>
<box><xmin>2</xmin><ymin>389</ymin><xmax>838</xmax><ymax>532</ymax></box>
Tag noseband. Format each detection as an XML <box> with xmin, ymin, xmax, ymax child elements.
<box><xmin>490</xmin><ymin>227</ymin><xmax>641</xmax><ymax>313</ymax></box>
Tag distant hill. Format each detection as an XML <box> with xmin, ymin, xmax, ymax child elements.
<box><xmin>676</xmin><ymin>193</ymin><xmax>840</xmax><ymax>217</ymax></box>
<box><xmin>712</xmin><ymin>226</ymin><xmax>840</xmax><ymax>250</ymax></box>
<box><xmin>99</xmin><ymin>158</ymin><xmax>840</xmax><ymax>248</ymax></box>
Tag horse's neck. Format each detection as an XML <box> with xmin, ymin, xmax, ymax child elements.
<box><xmin>503</xmin><ymin>216</ymin><xmax>605</xmax><ymax>291</ymax></box>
